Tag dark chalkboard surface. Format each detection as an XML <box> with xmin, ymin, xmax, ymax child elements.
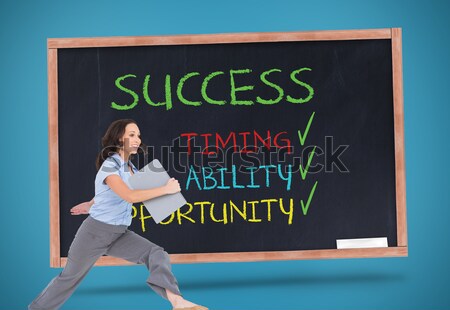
<box><xmin>48</xmin><ymin>29</ymin><xmax>407</xmax><ymax>267</ymax></box>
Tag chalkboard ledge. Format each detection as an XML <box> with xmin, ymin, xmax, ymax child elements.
<box><xmin>58</xmin><ymin>247</ymin><xmax>407</xmax><ymax>267</ymax></box>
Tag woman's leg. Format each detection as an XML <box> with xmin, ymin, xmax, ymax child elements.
<box><xmin>28</xmin><ymin>218</ymin><xmax>113</xmax><ymax>310</ymax></box>
<box><xmin>105</xmin><ymin>229</ymin><xmax>181</xmax><ymax>299</ymax></box>
<box><xmin>106</xmin><ymin>230</ymin><xmax>207</xmax><ymax>309</ymax></box>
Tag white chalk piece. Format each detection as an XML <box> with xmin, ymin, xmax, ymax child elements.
<box><xmin>336</xmin><ymin>237</ymin><xmax>388</xmax><ymax>249</ymax></box>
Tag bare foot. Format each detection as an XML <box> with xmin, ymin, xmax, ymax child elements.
<box><xmin>173</xmin><ymin>298</ymin><xmax>198</xmax><ymax>308</ymax></box>
<box><xmin>166</xmin><ymin>290</ymin><xmax>206</xmax><ymax>309</ymax></box>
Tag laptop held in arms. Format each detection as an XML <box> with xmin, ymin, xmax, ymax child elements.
<box><xmin>129</xmin><ymin>159</ymin><xmax>187</xmax><ymax>224</ymax></box>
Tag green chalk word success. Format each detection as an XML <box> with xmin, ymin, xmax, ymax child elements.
<box><xmin>111</xmin><ymin>67</ymin><xmax>314</xmax><ymax>110</ymax></box>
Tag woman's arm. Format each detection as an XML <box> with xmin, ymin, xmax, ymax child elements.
<box><xmin>70</xmin><ymin>198</ymin><xmax>94</xmax><ymax>215</ymax></box>
<box><xmin>105</xmin><ymin>175</ymin><xmax>180</xmax><ymax>203</ymax></box>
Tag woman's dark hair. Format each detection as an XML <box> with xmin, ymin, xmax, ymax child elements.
<box><xmin>95</xmin><ymin>119</ymin><xmax>146</xmax><ymax>170</ymax></box>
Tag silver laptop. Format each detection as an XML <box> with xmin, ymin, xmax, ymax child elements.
<box><xmin>129</xmin><ymin>159</ymin><xmax>187</xmax><ymax>224</ymax></box>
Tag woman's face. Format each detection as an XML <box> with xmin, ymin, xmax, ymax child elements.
<box><xmin>120</xmin><ymin>123</ymin><xmax>141</xmax><ymax>154</ymax></box>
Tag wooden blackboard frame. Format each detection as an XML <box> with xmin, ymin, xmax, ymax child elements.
<box><xmin>48</xmin><ymin>28</ymin><xmax>407</xmax><ymax>267</ymax></box>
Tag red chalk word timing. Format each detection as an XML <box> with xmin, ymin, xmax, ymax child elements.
<box><xmin>180</xmin><ymin>130</ymin><xmax>292</xmax><ymax>155</ymax></box>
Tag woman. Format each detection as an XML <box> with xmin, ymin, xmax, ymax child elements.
<box><xmin>29</xmin><ymin>119</ymin><xmax>208</xmax><ymax>310</ymax></box>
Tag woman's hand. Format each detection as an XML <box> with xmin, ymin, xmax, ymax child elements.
<box><xmin>70</xmin><ymin>200</ymin><xmax>93</xmax><ymax>215</ymax></box>
<box><xmin>165</xmin><ymin>178</ymin><xmax>181</xmax><ymax>194</ymax></box>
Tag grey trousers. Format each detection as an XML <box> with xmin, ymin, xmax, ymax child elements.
<box><xmin>29</xmin><ymin>216</ymin><xmax>181</xmax><ymax>310</ymax></box>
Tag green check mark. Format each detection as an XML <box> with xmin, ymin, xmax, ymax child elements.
<box><xmin>301</xmin><ymin>181</ymin><xmax>318</xmax><ymax>215</ymax></box>
<box><xmin>299</xmin><ymin>146</ymin><xmax>316</xmax><ymax>180</ymax></box>
<box><xmin>297</xmin><ymin>111</ymin><xmax>315</xmax><ymax>146</ymax></box>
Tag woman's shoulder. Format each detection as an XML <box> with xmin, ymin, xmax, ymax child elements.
<box><xmin>100</xmin><ymin>154</ymin><xmax>122</xmax><ymax>169</ymax></box>
<box><xmin>96</xmin><ymin>154</ymin><xmax>123</xmax><ymax>181</ymax></box>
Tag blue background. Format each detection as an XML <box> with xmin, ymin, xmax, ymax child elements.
<box><xmin>1</xmin><ymin>0</ymin><xmax>449</xmax><ymax>309</ymax></box>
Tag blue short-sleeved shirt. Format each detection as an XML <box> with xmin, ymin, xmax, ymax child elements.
<box><xmin>89</xmin><ymin>153</ymin><xmax>138</xmax><ymax>226</ymax></box>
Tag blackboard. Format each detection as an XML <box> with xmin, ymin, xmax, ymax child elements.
<box><xmin>48</xmin><ymin>29</ymin><xmax>407</xmax><ymax>267</ymax></box>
